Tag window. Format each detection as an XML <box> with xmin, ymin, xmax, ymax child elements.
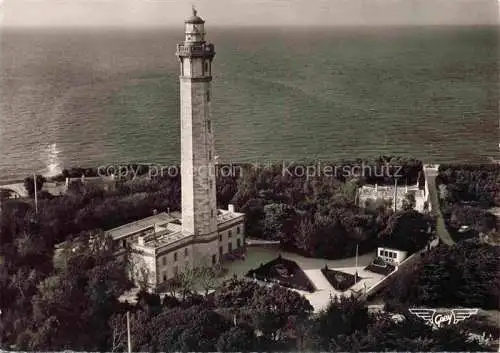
<box><xmin>212</xmin><ymin>254</ymin><xmax>216</xmax><ymax>264</ymax></box>
<box><xmin>174</xmin><ymin>252</ymin><xmax>178</xmax><ymax>261</ymax></box>
<box><xmin>122</xmin><ymin>239</ymin><xmax>126</xmax><ymax>248</ymax></box>
<box><xmin>209</xmin><ymin>151</ymin><xmax>212</xmax><ymax>160</ymax></box>
<box><xmin>185</xmin><ymin>248</ymin><xmax>188</xmax><ymax>257</ymax></box>
<box><xmin>228</xmin><ymin>230</ymin><xmax>232</xmax><ymax>238</ymax></box>
<box><xmin>162</xmin><ymin>256</ymin><xmax>166</xmax><ymax>266</ymax></box>
<box><xmin>237</xmin><ymin>226</ymin><xmax>240</xmax><ymax>234</ymax></box>
<box><xmin>211</xmin><ymin>209</ymin><xmax>214</xmax><ymax>218</ymax></box>
<box><xmin>204</xmin><ymin>61</ymin><xmax>209</xmax><ymax>73</ymax></box>
<box><xmin>218</xmin><ymin>234</ymin><xmax>222</xmax><ymax>242</ymax></box>
<box><xmin>207</xmin><ymin>120</ymin><xmax>211</xmax><ymax>132</ymax></box>
<box><xmin>228</xmin><ymin>242</ymin><xmax>232</xmax><ymax>252</ymax></box>
<box><xmin>174</xmin><ymin>266</ymin><xmax>178</xmax><ymax>276</ymax></box>
<box><xmin>207</xmin><ymin>90</ymin><xmax>210</xmax><ymax>102</ymax></box>
<box><xmin>163</xmin><ymin>273</ymin><xmax>167</xmax><ymax>282</ymax></box>
<box><xmin>237</xmin><ymin>238</ymin><xmax>241</xmax><ymax>248</ymax></box>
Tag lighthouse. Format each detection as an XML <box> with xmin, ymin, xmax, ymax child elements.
<box><xmin>176</xmin><ymin>7</ymin><xmax>219</xmax><ymax>260</ymax></box>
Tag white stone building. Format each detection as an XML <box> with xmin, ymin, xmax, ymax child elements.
<box><xmin>376</xmin><ymin>247</ymin><xmax>408</xmax><ymax>265</ymax></box>
<box><xmin>358</xmin><ymin>180</ymin><xmax>429</xmax><ymax>213</ymax></box>
<box><xmin>106</xmin><ymin>207</ymin><xmax>244</xmax><ymax>290</ymax></box>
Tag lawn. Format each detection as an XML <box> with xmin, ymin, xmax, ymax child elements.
<box><xmin>321</xmin><ymin>266</ymin><xmax>361</xmax><ymax>292</ymax></box>
<box><xmin>246</xmin><ymin>256</ymin><xmax>315</xmax><ymax>293</ymax></box>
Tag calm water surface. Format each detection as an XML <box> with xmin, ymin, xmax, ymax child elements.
<box><xmin>0</xmin><ymin>26</ymin><xmax>498</xmax><ymax>181</ymax></box>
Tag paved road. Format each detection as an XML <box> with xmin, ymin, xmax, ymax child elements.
<box><xmin>423</xmin><ymin>165</ymin><xmax>455</xmax><ymax>246</ymax></box>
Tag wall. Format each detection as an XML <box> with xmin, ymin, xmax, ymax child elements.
<box><xmin>218</xmin><ymin>222</ymin><xmax>245</xmax><ymax>255</ymax></box>
<box><xmin>156</xmin><ymin>244</ymin><xmax>194</xmax><ymax>283</ymax></box>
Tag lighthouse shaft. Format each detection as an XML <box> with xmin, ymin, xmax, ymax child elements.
<box><xmin>176</xmin><ymin>13</ymin><xmax>217</xmax><ymax>238</ymax></box>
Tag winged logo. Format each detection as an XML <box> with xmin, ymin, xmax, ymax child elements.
<box><xmin>452</xmin><ymin>308</ymin><xmax>479</xmax><ymax>324</ymax></box>
<box><xmin>409</xmin><ymin>308</ymin><xmax>478</xmax><ymax>328</ymax></box>
<box><xmin>409</xmin><ymin>308</ymin><xmax>436</xmax><ymax>325</ymax></box>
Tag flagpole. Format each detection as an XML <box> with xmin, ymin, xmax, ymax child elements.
<box><xmin>33</xmin><ymin>172</ymin><xmax>38</xmax><ymax>215</ymax></box>
<box><xmin>393</xmin><ymin>178</ymin><xmax>398</xmax><ymax>212</ymax></box>
<box><xmin>127</xmin><ymin>311</ymin><xmax>132</xmax><ymax>353</ymax></box>
<box><xmin>355</xmin><ymin>244</ymin><xmax>358</xmax><ymax>269</ymax></box>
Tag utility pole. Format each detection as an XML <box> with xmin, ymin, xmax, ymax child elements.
<box><xmin>354</xmin><ymin>243</ymin><xmax>359</xmax><ymax>284</ymax></box>
<box><xmin>127</xmin><ymin>311</ymin><xmax>132</xmax><ymax>353</ymax></box>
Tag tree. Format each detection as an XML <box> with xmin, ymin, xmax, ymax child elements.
<box><xmin>108</xmin><ymin>313</ymin><xmax>127</xmax><ymax>352</ymax></box>
<box><xmin>24</xmin><ymin>175</ymin><xmax>46</xmax><ymax>197</ymax></box>
<box><xmin>378</xmin><ymin>210</ymin><xmax>431</xmax><ymax>253</ymax></box>
<box><xmin>195</xmin><ymin>265</ymin><xmax>223</xmax><ymax>296</ymax></box>
<box><xmin>295</xmin><ymin>216</ymin><xmax>315</xmax><ymax>252</ymax></box>
<box><xmin>130</xmin><ymin>256</ymin><xmax>152</xmax><ymax>292</ymax></box>
<box><xmin>216</xmin><ymin>325</ymin><xmax>256</xmax><ymax>352</ymax></box>
<box><xmin>262</xmin><ymin>203</ymin><xmax>298</xmax><ymax>245</ymax></box>
<box><xmin>402</xmin><ymin>192</ymin><xmax>416</xmax><ymax>210</ymax></box>
<box><xmin>308</xmin><ymin>295</ymin><xmax>371</xmax><ymax>350</ymax></box>
<box><xmin>384</xmin><ymin>240</ymin><xmax>500</xmax><ymax>310</ymax></box>
<box><xmin>148</xmin><ymin>306</ymin><xmax>231</xmax><ymax>352</ymax></box>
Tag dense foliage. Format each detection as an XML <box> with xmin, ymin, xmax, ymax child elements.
<box><xmin>437</xmin><ymin>165</ymin><xmax>500</xmax><ymax>241</ymax></box>
<box><xmin>383</xmin><ymin>240</ymin><xmax>500</xmax><ymax>310</ymax></box>
<box><xmin>232</xmin><ymin>157</ymin><xmax>425</xmax><ymax>258</ymax></box>
<box><xmin>3</xmin><ymin>157</ymin><xmax>426</xmax><ymax>262</ymax></box>
<box><xmin>3</xmin><ymin>158</ymin><xmax>492</xmax><ymax>351</ymax></box>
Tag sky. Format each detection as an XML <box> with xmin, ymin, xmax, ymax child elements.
<box><xmin>1</xmin><ymin>0</ymin><xmax>498</xmax><ymax>28</ymax></box>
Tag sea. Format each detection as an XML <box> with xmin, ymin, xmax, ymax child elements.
<box><xmin>0</xmin><ymin>25</ymin><xmax>498</xmax><ymax>182</ymax></box>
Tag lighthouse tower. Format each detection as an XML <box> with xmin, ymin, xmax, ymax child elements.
<box><xmin>176</xmin><ymin>8</ymin><xmax>218</xmax><ymax>261</ymax></box>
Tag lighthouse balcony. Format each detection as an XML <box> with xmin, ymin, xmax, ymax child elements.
<box><xmin>176</xmin><ymin>43</ymin><xmax>215</xmax><ymax>58</ymax></box>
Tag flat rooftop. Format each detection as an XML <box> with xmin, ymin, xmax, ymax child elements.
<box><xmin>106</xmin><ymin>212</ymin><xmax>178</xmax><ymax>240</ymax></box>
<box><xmin>218</xmin><ymin>208</ymin><xmax>244</xmax><ymax>224</ymax></box>
<box><xmin>141</xmin><ymin>222</ymin><xmax>186</xmax><ymax>248</ymax></box>
<box><xmin>106</xmin><ymin>208</ymin><xmax>244</xmax><ymax>248</ymax></box>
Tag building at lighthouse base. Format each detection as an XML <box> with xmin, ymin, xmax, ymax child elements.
<box><xmin>105</xmin><ymin>205</ymin><xmax>244</xmax><ymax>291</ymax></box>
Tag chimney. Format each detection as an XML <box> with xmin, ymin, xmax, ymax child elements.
<box><xmin>375</xmin><ymin>183</ymin><xmax>378</xmax><ymax>193</ymax></box>
<box><xmin>228</xmin><ymin>204</ymin><xmax>235</xmax><ymax>213</ymax></box>
<box><xmin>65</xmin><ymin>177</ymin><xmax>69</xmax><ymax>188</ymax></box>
<box><xmin>153</xmin><ymin>209</ymin><xmax>158</xmax><ymax>215</ymax></box>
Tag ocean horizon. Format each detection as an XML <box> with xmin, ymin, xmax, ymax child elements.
<box><xmin>0</xmin><ymin>25</ymin><xmax>498</xmax><ymax>181</ymax></box>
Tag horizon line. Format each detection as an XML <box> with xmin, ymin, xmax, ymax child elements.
<box><xmin>2</xmin><ymin>23</ymin><xmax>498</xmax><ymax>30</ymax></box>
